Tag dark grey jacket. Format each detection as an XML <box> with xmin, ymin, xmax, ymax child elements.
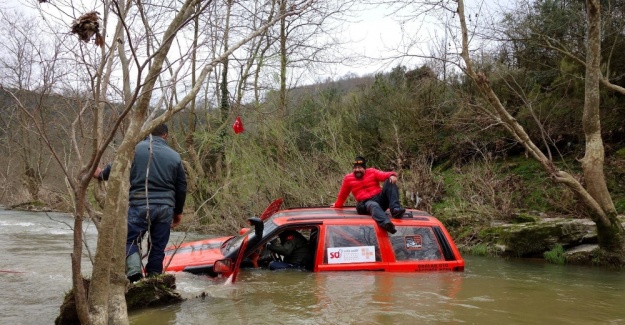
<box><xmin>99</xmin><ymin>136</ymin><xmax>187</xmax><ymax>214</ymax></box>
<box><xmin>267</xmin><ymin>231</ymin><xmax>311</xmax><ymax>265</ymax></box>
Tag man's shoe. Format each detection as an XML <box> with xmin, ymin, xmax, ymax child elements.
<box><xmin>391</xmin><ymin>208</ymin><xmax>406</xmax><ymax>218</ymax></box>
<box><xmin>127</xmin><ymin>273</ymin><xmax>143</xmax><ymax>283</ymax></box>
<box><xmin>382</xmin><ymin>222</ymin><xmax>397</xmax><ymax>234</ymax></box>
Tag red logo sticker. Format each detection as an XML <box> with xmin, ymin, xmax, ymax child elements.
<box><xmin>405</xmin><ymin>235</ymin><xmax>423</xmax><ymax>250</ymax></box>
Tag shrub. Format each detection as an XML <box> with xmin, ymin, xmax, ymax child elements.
<box><xmin>471</xmin><ymin>243</ymin><xmax>489</xmax><ymax>256</ymax></box>
<box><xmin>544</xmin><ymin>244</ymin><xmax>566</xmax><ymax>265</ymax></box>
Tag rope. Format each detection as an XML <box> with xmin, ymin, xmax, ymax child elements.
<box><xmin>129</xmin><ymin>134</ymin><xmax>155</xmax><ymax>274</ymax></box>
<box><xmin>141</xmin><ymin>134</ymin><xmax>154</xmax><ymax>263</ymax></box>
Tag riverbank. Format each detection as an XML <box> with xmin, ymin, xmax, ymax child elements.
<box><xmin>5</xmin><ymin>153</ymin><xmax>625</xmax><ymax>268</ymax></box>
<box><xmin>9</xmin><ymin>200</ymin><xmax>64</xmax><ymax>213</ymax></box>
<box><xmin>445</xmin><ymin>213</ymin><xmax>625</xmax><ymax>268</ymax></box>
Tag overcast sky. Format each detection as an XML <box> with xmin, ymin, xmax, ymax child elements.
<box><xmin>0</xmin><ymin>0</ymin><xmax>510</xmax><ymax>85</ymax></box>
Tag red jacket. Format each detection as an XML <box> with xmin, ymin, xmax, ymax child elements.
<box><xmin>333</xmin><ymin>168</ymin><xmax>397</xmax><ymax>208</ymax></box>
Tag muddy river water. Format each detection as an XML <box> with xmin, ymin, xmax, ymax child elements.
<box><xmin>1</xmin><ymin>209</ymin><xmax>624</xmax><ymax>324</ymax></box>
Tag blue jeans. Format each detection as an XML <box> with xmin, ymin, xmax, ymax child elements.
<box><xmin>269</xmin><ymin>261</ymin><xmax>306</xmax><ymax>270</ymax></box>
<box><xmin>127</xmin><ymin>204</ymin><xmax>173</xmax><ymax>275</ymax></box>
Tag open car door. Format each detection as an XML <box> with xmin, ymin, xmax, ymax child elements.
<box><xmin>229</xmin><ymin>235</ymin><xmax>249</xmax><ymax>283</ymax></box>
<box><xmin>260</xmin><ymin>198</ymin><xmax>283</xmax><ymax>221</ymax></box>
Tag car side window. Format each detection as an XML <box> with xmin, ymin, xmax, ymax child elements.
<box><xmin>323</xmin><ymin>225</ymin><xmax>381</xmax><ymax>264</ymax></box>
<box><xmin>389</xmin><ymin>226</ymin><xmax>443</xmax><ymax>261</ymax></box>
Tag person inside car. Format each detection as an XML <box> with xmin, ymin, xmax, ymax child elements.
<box><xmin>265</xmin><ymin>229</ymin><xmax>311</xmax><ymax>270</ymax></box>
<box><xmin>330</xmin><ymin>155</ymin><xmax>407</xmax><ymax>234</ymax></box>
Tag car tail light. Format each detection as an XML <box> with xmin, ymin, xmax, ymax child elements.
<box><xmin>213</xmin><ymin>259</ymin><xmax>233</xmax><ymax>273</ymax></box>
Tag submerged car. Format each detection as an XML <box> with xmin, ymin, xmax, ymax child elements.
<box><xmin>163</xmin><ymin>203</ymin><xmax>465</xmax><ymax>278</ymax></box>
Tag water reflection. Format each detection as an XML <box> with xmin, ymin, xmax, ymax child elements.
<box><xmin>128</xmin><ymin>270</ymin><xmax>470</xmax><ymax>324</ymax></box>
<box><xmin>129</xmin><ymin>257</ymin><xmax>625</xmax><ymax>325</ymax></box>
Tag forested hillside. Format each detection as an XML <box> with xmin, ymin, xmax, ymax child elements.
<box><xmin>2</xmin><ymin>63</ymin><xmax>624</xmax><ymax>231</ymax></box>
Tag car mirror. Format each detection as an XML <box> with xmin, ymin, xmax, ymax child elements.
<box><xmin>246</xmin><ymin>217</ymin><xmax>264</xmax><ymax>237</ymax></box>
<box><xmin>213</xmin><ymin>259</ymin><xmax>233</xmax><ymax>273</ymax></box>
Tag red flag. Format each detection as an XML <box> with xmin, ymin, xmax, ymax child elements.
<box><xmin>232</xmin><ymin>116</ymin><xmax>244</xmax><ymax>134</ymax></box>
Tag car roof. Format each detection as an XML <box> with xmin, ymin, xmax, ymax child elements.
<box><xmin>267</xmin><ymin>207</ymin><xmax>443</xmax><ymax>227</ymax></box>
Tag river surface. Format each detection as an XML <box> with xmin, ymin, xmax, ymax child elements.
<box><xmin>1</xmin><ymin>209</ymin><xmax>624</xmax><ymax>325</ymax></box>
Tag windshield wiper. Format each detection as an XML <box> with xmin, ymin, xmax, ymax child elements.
<box><xmin>221</xmin><ymin>236</ymin><xmax>234</xmax><ymax>249</ymax></box>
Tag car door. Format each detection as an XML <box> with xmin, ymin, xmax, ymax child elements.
<box><xmin>316</xmin><ymin>224</ymin><xmax>388</xmax><ymax>272</ymax></box>
<box><xmin>385</xmin><ymin>224</ymin><xmax>464</xmax><ymax>272</ymax></box>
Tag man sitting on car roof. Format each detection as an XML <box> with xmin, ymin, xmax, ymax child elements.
<box><xmin>330</xmin><ymin>155</ymin><xmax>406</xmax><ymax>234</ymax></box>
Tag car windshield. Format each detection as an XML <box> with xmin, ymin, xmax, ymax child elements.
<box><xmin>221</xmin><ymin>219</ymin><xmax>278</xmax><ymax>256</ymax></box>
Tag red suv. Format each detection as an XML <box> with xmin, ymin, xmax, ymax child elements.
<box><xmin>164</xmin><ymin>204</ymin><xmax>464</xmax><ymax>279</ymax></box>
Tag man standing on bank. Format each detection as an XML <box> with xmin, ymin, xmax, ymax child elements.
<box><xmin>330</xmin><ymin>156</ymin><xmax>405</xmax><ymax>234</ymax></box>
<box><xmin>94</xmin><ymin>124</ymin><xmax>187</xmax><ymax>282</ymax></box>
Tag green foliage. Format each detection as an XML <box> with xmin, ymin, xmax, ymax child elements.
<box><xmin>511</xmin><ymin>213</ymin><xmax>538</xmax><ymax>224</ymax></box>
<box><xmin>477</xmin><ymin>227</ymin><xmax>502</xmax><ymax>243</ymax></box>
<box><xmin>505</xmin><ymin>158</ymin><xmax>581</xmax><ymax>215</ymax></box>
<box><xmin>471</xmin><ymin>244</ymin><xmax>489</xmax><ymax>256</ymax></box>
<box><xmin>544</xmin><ymin>244</ymin><xmax>566</xmax><ymax>265</ymax></box>
<box><xmin>180</xmin><ymin>91</ymin><xmax>362</xmax><ymax>232</ymax></box>
<box><xmin>433</xmin><ymin>159</ymin><xmax>524</xmax><ymax>221</ymax></box>
<box><xmin>605</xmin><ymin>157</ymin><xmax>625</xmax><ymax>214</ymax></box>
<box><xmin>615</xmin><ymin>200</ymin><xmax>625</xmax><ymax>215</ymax></box>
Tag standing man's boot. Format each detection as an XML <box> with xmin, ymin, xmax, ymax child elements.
<box><xmin>126</xmin><ymin>252</ymin><xmax>143</xmax><ymax>283</ymax></box>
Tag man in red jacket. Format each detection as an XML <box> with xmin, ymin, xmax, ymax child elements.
<box><xmin>330</xmin><ymin>156</ymin><xmax>406</xmax><ymax>234</ymax></box>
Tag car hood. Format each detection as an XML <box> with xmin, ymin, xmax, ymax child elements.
<box><xmin>163</xmin><ymin>235</ymin><xmax>233</xmax><ymax>272</ymax></box>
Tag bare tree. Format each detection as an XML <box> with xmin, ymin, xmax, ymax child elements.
<box><xmin>379</xmin><ymin>0</ymin><xmax>624</xmax><ymax>260</ymax></box>
<box><xmin>3</xmin><ymin>0</ymin><xmax>316</xmax><ymax>324</ymax></box>
<box><xmin>172</xmin><ymin>0</ymin><xmax>355</xmax><ymax>218</ymax></box>
<box><xmin>0</xmin><ymin>10</ymin><xmax>59</xmax><ymax>204</ymax></box>
<box><xmin>459</xmin><ymin>0</ymin><xmax>623</xmax><ymax>259</ymax></box>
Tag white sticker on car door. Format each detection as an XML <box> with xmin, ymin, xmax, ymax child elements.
<box><xmin>327</xmin><ymin>246</ymin><xmax>376</xmax><ymax>264</ymax></box>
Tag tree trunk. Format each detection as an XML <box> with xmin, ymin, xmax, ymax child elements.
<box><xmin>279</xmin><ymin>0</ymin><xmax>288</xmax><ymax>118</ymax></box>
<box><xmin>456</xmin><ymin>0</ymin><xmax>625</xmax><ymax>259</ymax></box>
<box><xmin>71</xmin><ymin>191</ymin><xmax>90</xmax><ymax>324</ymax></box>
<box><xmin>212</xmin><ymin>0</ymin><xmax>233</xmax><ymax>179</ymax></box>
<box><xmin>87</xmin><ymin>143</ymin><xmax>133</xmax><ymax>325</ymax></box>
<box><xmin>582</xmin><ymin>0</ymin><xmax>625</xmax><ymax>254</ymax></box>
<box><xmin>276</xmin><ymin>0</ymin><xmax>288</xmax><ymax>163</ymax></box>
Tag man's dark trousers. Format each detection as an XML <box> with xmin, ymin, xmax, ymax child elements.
<box><xmin>355</xmin><ymin>179</ymin><xmax>401</xmax><ymax>226</ymax></box>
